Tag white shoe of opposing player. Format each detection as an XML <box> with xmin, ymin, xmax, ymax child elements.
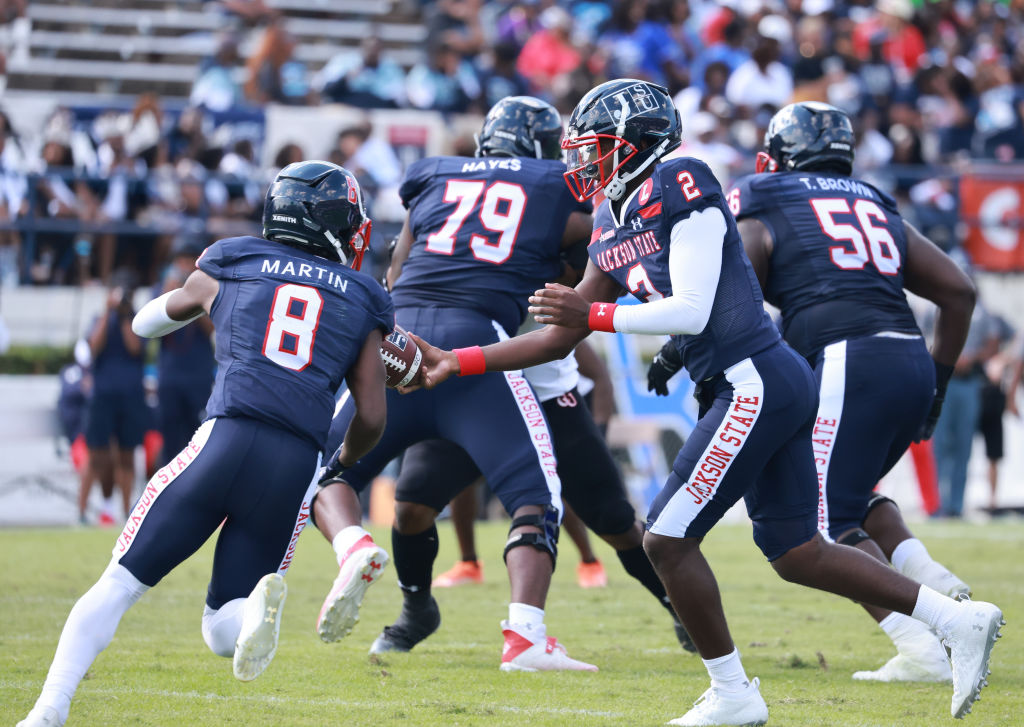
<box><xmin>16</xmin><ymin>706</ymin><xmax>63</xmax><ymax>727</ymax></box>
<box><xmin>233</xmin><ymin>573</ymin><xmax>287</xmax><ymax>682</ymax></box>
<box><xmin>901</xmin><ymin>560</ymin><xmax>971</xmax><ymax>599</ymax></box>
<box><xmin>499</xmin><ymin>621</ymin><xmax>598</xmax><ymax>672</ymax></box>
<box><xmin>668</xmin><ymin>678</ymin><xmax>768</xmax><ymax>727</ymax></box>
<box><xmin>940</xmin><ymin>600</ymin><xmax>1003</xmax><ymax>718</ymax></box>
<box><xmin>317</xmin><ymin>535</ymin><xmax>389</xmax><ymax>642</ymax></box>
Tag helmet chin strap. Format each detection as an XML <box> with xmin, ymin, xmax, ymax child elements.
<box><xmin>605</xmin><ymin>138</ymin><xmax>672</xmax><ymax>202</ymax></box>
<box><xmin>323</xmin><ymin>229</ymin><xmax>349</xmax><ymax>265</ymax></box>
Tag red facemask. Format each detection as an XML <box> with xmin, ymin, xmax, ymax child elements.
<box><xmin>561</xmin><ymin>133</ymin><xmax>638</xmax><ymax>202</ymax></box>
<box><xmin>755</xmin><ymin>152</ymin><xmax>779</xmax><ymax>174</ymax></box>
<box><xmin>348</xmin><ymin>219</ymin><xmax>372</xmax><ymax>271</ymax></box>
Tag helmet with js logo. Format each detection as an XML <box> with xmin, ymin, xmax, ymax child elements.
<box><xmin>758</xmin><ymin>102</ymin><xmax>855</xmax><ymax>175</ymax></box>
<box><xmin>562</xmin><ymin>79</ymin><xmax>681</xmax><ymax>202</ymax></box>
<box><xmin>263</xmin><ymin>160</ymin><xmax>372</xmax><ymax>269</ymax></box>
<box><xmin>476</xmin><ymin>96</ymin><xmax>564</xmax><ymax>160</ymax></box>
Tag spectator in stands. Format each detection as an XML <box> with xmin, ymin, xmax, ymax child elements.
<box><xmin>725</xmin><ymin>15</ymin><xmax>793</xmax><ymax>113</ymax></box>
<box><xmin>406</xmin><ymin>42</ymin><xmax>480</xmax><ymax>112</ymax></box>
<box><xmin>516</xmin><ymin>7</ymin><xmax>580</xmax><ymax>99</ymax></box>
<box><xmin>673</xmin><ymin>59</ymin><xmax>730</xmax><ymax>122</ymax></box>
<box><xmin>217</xmin><ymin>138</ymin><xmax>262</xmax><ymax>221</ymax></box>
<box><xmin>478</xmin><ymin>40</ymin><xmax>531</xmax><ymax>110</ymax></box>
<box><xmin>598</xmin><ymin>0</ymin><xmax>688</xmax><ymax>92</ymax></box>
<box><xmin>495</xmin><ymin>0</ymin><xmax>544</xmax><ymax>49</ymax></box>
<box><xmin>84</xmin><ymin>277</ymin><xmax>146</xmax><ymax>524</ymax></box>
<box><xmin>0</xmin><ymin>110</ymin><xmax>26</xmax><ymax>287</ymax></box>
<box><xmin>272</xmin><ymin>142</ymin><xmax>304</xmax><ymax>172</ymax></box>
<box><xmin>426</xmin><ymin>0</ymin><xmax>485</xmax><ymax>58</ymax></box>
<box><xmin>243</xmin><ymin>20</ymin><xmax>311</xmax><ymax>106</ymax></box>
<box><xmin>852</xmin><ymin>0</ymin><xmax>926</xmax><ymax>81</ymax></box>
<box><xmin>689</xmin><ymin>14</ymin><xmax>748</xmax><ymax>93</ymax></box>
<box><xmin>155</xmin><ymin>235</ymin><xmax>215</xmax><ymax>462</ymax></box>
<box><xmin>191</xmin><ymin>35</ymin><xmax>244</xmax><ymax>113</ymax></box>
<box><xmin>316</xmin><ymin>36</ymin><xmax>407</xmax><ymax>109</ymax></box>
<box><xmin>972</xmin><ymin>52</ymin><xmax>1024</xmax><ymax>160</ymax></box>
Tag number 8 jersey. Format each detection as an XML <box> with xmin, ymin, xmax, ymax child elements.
<box><xmin>728</xmin><ymin>171</ymin><xmax>920</xmax><ymax>360</ymax></box>
<box><xmin>393</xmin><ymin>156</ymin><xmax>591</xmax><ymax>336</ymax></box>
<box><xmin>198</xmin><ymin>236</ymin><xmax>394</xmax><ymax>450</ymax></box>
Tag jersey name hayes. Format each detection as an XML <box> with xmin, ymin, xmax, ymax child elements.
<box><xmin>460</xmin><ymin>158</ymin><xmax>523</xmax><ymax>173</ymax></box>
<box><xmin>260</xmin><ymin>258</ymin><xmax>349</xmax><ymax>291</ymax></box>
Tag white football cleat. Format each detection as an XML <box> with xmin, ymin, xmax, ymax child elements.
<box><xmin>668</xmin><ymin>678</ymin><xmax>768</xmax><ymax>726</ymax></box>
<box><xmin>901</xmin><ymin>560</ymin><xmax>971</xmax><ymax>600</ymax></box>
<box><xmin>317</xmin><ymin>535</ymin><xmax>389</xmax><ymax>642</ymax></box>
<box><xmin>853</xmin><ymin>652</ymin><xmax>952</xmax><ymax>683</ymax></box>
<box><xmin>16</xmin><ymin>706</ymin><xmax>64</xmax><ymax>727</ymax></box>
<box><xmin>499</xmin><ymin>621</ymin><xmax>598</xmax><ymax>672</ymax></box>
<box><xmin>233</xmin><ymin>573</ymin><xmax>287</xmax><ymax>682</ymax></box>
<box><xmin>940</xmin><ymin>600</ymin><xmax>1003</xmax><ymax>718</ymax></box>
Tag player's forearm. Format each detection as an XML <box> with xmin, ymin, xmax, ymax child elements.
<box><xmin>463</xmin><ymin>326</ymin><xmax>587</xmax><ymax>375</ymax></box>
<box><xmin>930</xmin><ymin>292</ymin><xmax>975</xmax><ymax>367</ymax></box>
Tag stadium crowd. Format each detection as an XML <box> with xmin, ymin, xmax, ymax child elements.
<box><xmin>0</xmin><ymin>0</ymin><xmax>1022</xmax><ymax>289</ymax></box>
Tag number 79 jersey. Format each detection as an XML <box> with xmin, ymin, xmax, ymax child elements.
<box><xmin>728</xmin><ymin>172</ymin><xmax>920</xmax><ymax>360</ymax></box>
<box><xmin>198</xmin><ymin>236</ymin><xmax>394</xmax><ymax>449</ymax></box>
<box><xmin>393</xmin><ymin>156</ymin><xmax>591</xmax><ymax>336</ymax></box>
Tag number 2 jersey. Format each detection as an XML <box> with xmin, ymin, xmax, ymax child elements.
<box><xmin>728</xmin><ymin>171</ymin><xmax>920</xmax><ymax>360</ymax></box>
<box><xmin>588</xmin><ymin>157</ymin><xmax>779</xmax><ymax>382</ymax></box>
<box><xmin>197</xmin><ymin>236</ymin><xmax>394</xmax><ymax>449</ymax></box>
<box><xmin>392</xmin><ymin>155</ymin><xmax>590</xmax><ymax>335</ymax></box>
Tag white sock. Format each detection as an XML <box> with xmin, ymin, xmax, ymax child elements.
<box><xmin>101</xmin><ymin>495</ymin><xmax>116</xmax><ymax>518</ymax></box>
<box><xmin>34</xmin><ymin>563</ymin><xmax>149</xmax><ymax>722</ymax></box>
<box><xmin>911</xmin><ymin>585</ymin><xmax>961</xmax><ymax>636</ymax></box>
<box><xmin>878</xmin><ymin>612</ymin><xmax>935</xmax><ymax>654</ymax></box>
<box><xmin>890</xmin><ymin>538</ymin><xmax>929</xmax><ymax>573</ymax></box>
<box><xmin>332</xmin><ymin>526</ymin><xmax>371</xmax><ymax>565</ymax></box>
<box><xmin>508</xmin><ymin>603</ymin><xmax>545</xmax><ymax>636</ymax></box>
<box><xmin>201</xmin><ymin>599</ymin><xmax>246</xmax><ymax>658</ymax></box>
<box><xmin>703</xmin><ymin>647</ymin><xmax>750</xmax><ymax>694</ymax></box>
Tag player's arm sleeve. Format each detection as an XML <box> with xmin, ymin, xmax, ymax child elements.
<box><xmin>611</xmin><ymin>207</ymin><xmax>725</xmax><ymax>335</ymax></box>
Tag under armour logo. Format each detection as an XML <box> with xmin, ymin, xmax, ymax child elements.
<box><xmin>631</xmin><ymin>216</ymin><xmax>643</xmax><ymax>231</ymax></box>
<box><xmin>597</xmin><ymin>304</ymin><xmax>608</xmax><ymax>316</ymax></box>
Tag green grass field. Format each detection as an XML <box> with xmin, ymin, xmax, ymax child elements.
<box><xmin>3</xmin><ymin>520</ymin><xmax>1021</xmax><ymax>727</ymax></box>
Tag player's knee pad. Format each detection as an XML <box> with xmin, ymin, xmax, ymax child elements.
<box><xmin>202</xmin><ymin>599</ymin><xmax>245</xmax><ymax>658</ymax></box>
<box><xmin>503</xmin><ymin>506</ymin><xmax>560</xmax><ymax>569</ymax></box>
<box><xmin>836</xmin><ymin>528</ymin><xmax>872</xmax><ymax>547</ymax></box>
<box><xmin>863</xmin><ymin>494</ymin><xmax>898</xmax><ymax>523</ymax></box>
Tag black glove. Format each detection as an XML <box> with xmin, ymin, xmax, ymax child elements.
<box><xmin>647</xmin><ymin>338</ymin><xmax>684</xmax><ymax>396</ymax></box>
<box><xmin>318</xmin><ymin>449</ymin><xmax>349</xmax><ymax>484</ymax></box>
<box><xmin>916</xmin><ymin>360</ymin><xmax>955</xmax><ymax>442</ymax></box>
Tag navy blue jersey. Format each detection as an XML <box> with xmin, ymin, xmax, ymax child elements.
<box><xmin>91</xmin><ymin>311</ymin><xmax>145</xmax><ymax>395</ymax></box>
<box><xmin>393</xmin><ymin>156</ymin><xmax>590</xmax><ymax>335</ymax></box>
<box><xmin>729</xmin><ymin>171</ymin><xmax>920</xmax><ymax>359</ymax></box>
<box><xmin>198</xmin><ymin>236</ymin><xmax>393</xmax><ymax>449</ymax></box>
<box><xmin>588</xmin><ymin>157</ymin><xmax>779</xmax><ymax>382</ymax></box>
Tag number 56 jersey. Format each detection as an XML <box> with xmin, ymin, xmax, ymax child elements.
<box><xmin>728</xmin><ymin>172</ymin><xmax>920</xmax><ymax>360</ymax></box>
<box><xmin>393</xmin><ymin>156</ymin><xmax>590</xmax><ymax>336</ymax></box>
<box><xmin>198</xmin><ymin>236</ymin><xmax>394</xmax><ymax>450</ymax></box>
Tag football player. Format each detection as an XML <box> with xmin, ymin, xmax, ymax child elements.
<box><xmin>311</xmin><ymin>96</ymin><xmax>598</xmax><ymax>671</ymax></box>
<box><xmin>18</xmin><ymin>162</ymin><xmax>392</xmax><ymax>727</ymax></box>
<box><xmin>726</xmin><ymin>101</ymin><xmax>974</xmax><ymax>682</ymax></box>
<box><xmin>409</xmin><ymin>80</ymin><xmax>1004</xmax><ymax>725</ymax></box>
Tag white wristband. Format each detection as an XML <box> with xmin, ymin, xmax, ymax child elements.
<box><xmin>132</xmin><ymin>291</ymin><xmax>203</xmax><ymax>338</ymax></box>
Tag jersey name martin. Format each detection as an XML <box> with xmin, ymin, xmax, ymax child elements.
<box><xmin>593</xmin><ymin>230</ymin><xmax>662</xmax><ymax>273</ymax></box>
<box><xmin>259</xmin><ymin>258</ymin><xmax>349</xmax><ymax>291</ymax></box>
<box><xmin>460</xmin><ymin>158</ymin><xmax>523</xmax><ymax>173</ymax></box>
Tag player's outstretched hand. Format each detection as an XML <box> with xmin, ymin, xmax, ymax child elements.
<box><xmin>528</xmin><ymin>283</ymin><xmax>589</xmax><ymax>328</ymax></box>
<box><xmin>401</xmin><ymin>332</ymin><xmax>458</xmax><ymax>392</ymax></box>
<box><xmin>647</xmin><ymin>337</ymin><xmax>683</xmax><ymax>396</ymax></box>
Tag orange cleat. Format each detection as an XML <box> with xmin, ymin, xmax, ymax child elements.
<box><xmin>576</xmin><ymin>560</ymin><xmax>607</xmax><ymax>588</ymax></box>
<box><xmin>432</xmin><ymin>560</ymin><xmax>484</xmax><ymax>588</ymax></box>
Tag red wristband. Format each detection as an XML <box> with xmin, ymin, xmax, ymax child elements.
<box><xmin>587</xmin><ymin>302</ymin><xmax>618</xmax><ymax>332</ymax></box>
<box><xmin>454</xmin><ymin>346</ymin><xmax>486</xmax><ymax>376</ymax></box>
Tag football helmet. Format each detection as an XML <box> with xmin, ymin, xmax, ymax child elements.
<box><xmin>562</xmin><ymin>79</ymin><xmax>681</xmax><ymax>202</ymax></box>
<box><xmin>263</xmin><ymin>160</ymin><xmax>372</xmax><ymax>269</ymax></box>
<box><xmin>757</xmin><ymin>101</ymin><xmax>855</xmax><ymax>175</ymax></box>
<box><xmin>476</xmin><ymin>96</ymin><xmax>563</xmax><ymax>160</ymax></box>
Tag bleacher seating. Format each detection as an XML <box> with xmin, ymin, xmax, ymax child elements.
<box><xmin>10</xmin><ymin>0</ymin><xmax>425</xmax><ymax>101</ymax></box>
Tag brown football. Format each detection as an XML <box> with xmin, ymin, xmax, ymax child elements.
<box><xmin>379</xmin><ymin>325</ymin><xmax>423</xmax><ymax>388</ymax></box>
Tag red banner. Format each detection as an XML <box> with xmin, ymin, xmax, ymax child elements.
<box><xmin>960</xmin><ymin>170</ymin><xmax>1024</xmax><ymax>271</ymax></box>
